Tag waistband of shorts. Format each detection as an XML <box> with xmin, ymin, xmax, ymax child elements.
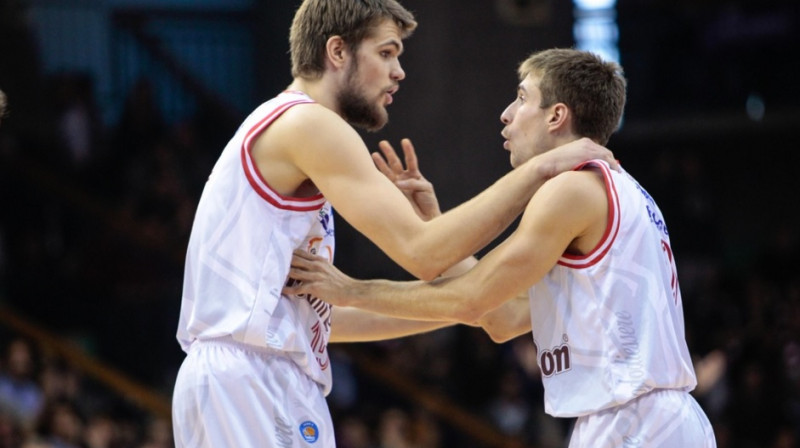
<box><xmin>188</xmin><ymin>336</ymin><xmax>289</xmax><ymax>358</ymax></box>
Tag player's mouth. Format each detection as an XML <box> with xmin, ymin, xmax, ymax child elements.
<box><xmin>501</xmin><ymin>131</ymin><xmax>510</xmax><ymax>150</ymax></box>
<box><xmin>385</xmin><ymin>86</ymin><xmax>399</xmax><ymax>105</ymax></box>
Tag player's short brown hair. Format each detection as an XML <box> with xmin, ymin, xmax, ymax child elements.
<box><xmin>290</xmin><ymin>0</ymin><xmax>417</xmax><ymax>80</ymax></box>
<box><xmin>518</xmin><ymin>48</ymin><xmax>626</xmax><ymax>145</ymax></box>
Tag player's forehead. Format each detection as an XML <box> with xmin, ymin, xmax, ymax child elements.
<box><xmin>362</xmin><ymin>19</ymin><xmax>405</xmax><ymax>53</ymax></box>
<box><xmin>519</xmin><ymin>74</ymin><xmax>542</xmax><ymax>96</ymax></box>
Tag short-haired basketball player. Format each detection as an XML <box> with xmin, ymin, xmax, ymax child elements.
<box><xmin>286</xmin><ymin>48</ymin><xmax>717</xmax><ymax>447</ymax></box>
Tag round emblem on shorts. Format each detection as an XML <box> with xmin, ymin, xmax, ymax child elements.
<box><xmin>299</xmin><ymin>421</ymin><xmax>319</xmax><ymax>443</ymax></box>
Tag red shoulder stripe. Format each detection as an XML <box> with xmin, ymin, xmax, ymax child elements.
<box><xmin>240</xmin><ymin>99</ymin><xmax>326</xmax><ymax>211</ymax></box>
<box><xmin>557</xmin><ymin>160</ymin><xmax>620</xmax><ymax>269</ymax></box>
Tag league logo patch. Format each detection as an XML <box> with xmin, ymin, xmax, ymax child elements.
<box><xmin>299</xmin><ymin>421</ymin><xmax>319</xmax><ymax>443</ymax></box>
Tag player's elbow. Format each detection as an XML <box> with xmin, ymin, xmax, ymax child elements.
<box><xmin>477</xmin><ymin>307</ymin><xmax>526</xmax><ymax>343</ymax></box>
<box><xmin>397</xmin><ymin>241</ymin><xmax>454</xmax><ymax>281</ymax></box>
<box><xmin>403</xmin><ymin>258</ymin><xmax>444</xmax><ymax>282</ymax></box>
<box><xmin>417</xmin><ymin>269</ymin><xmax>442</xmax><ymax>282</ymax></box>
<box><xmin>482</xmin><ymin>325</ymin><xmax>517</xmax><ymax>344</ymax></box>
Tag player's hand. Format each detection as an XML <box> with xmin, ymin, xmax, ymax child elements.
<box><xmin>534</xmin><ymin>137</ymin><xmax>619</xmax><ymax>179</ymax></box>
<box><xmin>284</xmin><ymin>250</ymin><xmax>357</xmax><ymax>307</ymax></box>
<box><xmin>374</xmin><ymin>138</ymin><xmax>442</xmax><ymax>221</ymax></box>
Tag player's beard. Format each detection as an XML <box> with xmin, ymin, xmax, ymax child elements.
<box><xmin>337</xmin><ymin>59</ymin><xmax>388</xmax><ymax>132</ymax></box>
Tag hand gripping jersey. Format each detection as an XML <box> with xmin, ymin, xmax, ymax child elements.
<box><xmin>528</xmin><ymin>160</ymin><xmax>697</xmax><ymax>417</ymax></box>
<box><xmin>176</xmin><ymin>91</ymin><xmax>335</xmax><ymax>394</ymax></box>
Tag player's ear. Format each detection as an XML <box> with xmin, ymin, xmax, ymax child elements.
<box><xmin>548</xmin><ymin>103</ymin><xmax>570</xmax><ymax>131</ymax></box>
<box><xmin>325</xmin><ymin>36</ymin><xmax>349</xmax><ymax>69</ymax></box>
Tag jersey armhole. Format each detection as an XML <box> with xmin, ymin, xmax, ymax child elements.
<box><xmin>557</xmin><ymin>160</ymin><xmax>620</xmax><ymax>269</ymax></box>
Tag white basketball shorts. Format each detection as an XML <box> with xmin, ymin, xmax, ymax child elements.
<box><xmin>172</xmin><ymin>337</ymin><xmax>335</xmax><ymax>447</ymax></box>
<box><xmin>568</xmin><ymin>388</ymin><xmax>716</xmax><ymax>448</ymax></box>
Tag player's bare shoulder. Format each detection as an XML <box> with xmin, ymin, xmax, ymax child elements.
<box><xmin>525</xmin><ymin>169</ymin><xmax>607</xmax><ymax>236</ymax></box>
<box><xmin>272</xmin><ymin>102</ymin><xmax>363</xmax><ymax>153</ymax></box>
<box><xmin>248</xmin><ymin>102</ymin><xmax>336</xmax><ymax>196</ymax></box>
<box><xmin>249</xmin><ymin>100</ymin><xmax>374</xmax><ymax>196</ymax></box>
<box><xmin>545</xmin><ymin>168</ymin><xmax>609</xmax><ymax>255</ymax></box>
<box><xmin>539</xmin><ymin>168</ymin><xmax>605</xmax><ymax>201</ymax></box>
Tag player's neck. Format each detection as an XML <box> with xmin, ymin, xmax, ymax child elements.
<box><xmin>550</xmin><ymin>133</ymin><xmax>583</xmax><ymax>152</ymax></box>
<box><xmin>287</xmin><ymin>77</ymin><xmax>340</xmax><ymax>114</ymax></box>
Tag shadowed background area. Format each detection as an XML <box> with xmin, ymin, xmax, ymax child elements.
<box><xmin>0</xmin><ymin>0</ymin><xmax>798</xmax><ymax>447</ymax></box>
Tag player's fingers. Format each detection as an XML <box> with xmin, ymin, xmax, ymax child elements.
<box><xmin>371</xmin><ymin>152</ymin><xmax>395</xmax><ymax>180</ymax></box>
<box><xmin>605</xmin><ymin>151</ymin><xmax>620</xmax><ymax>171</ymax></box>
<box><xmin>597</xmin><ymin>147</ymin><xmax>618</xmax><ymax>171</ymax></box>
<box><xmin>287</xmin><ymin>267</ymin><xmax>311</xmax><ymax>281</ymax></box>
<box><xmin>288</xmin><ymin>258</ymin><xmax>310</xmax><ymax>272</ymax></box>
<box><xmin>395</xmin><ymin>178</ymin><xmax>432</xmax><ymax>193</ymax></box>
<box><xmin>290</xmin><ymin>249</ymin><xmax>324</xmax><ymax>269</ymax></box>
<box><xmin>400</xmin><ymin>138</ymin><xmax>419</xmax><ymax>173</ymax></box>
<box><xmin>282</xmin><ymin>277</ymin><xmax>308</xmax><ymax>295</ymax></box>
<box><xmin>292</xmin><ymin>249</ymin><xmax>315</xmax><ymax>261</ymax></box>
<box><xmin>582</xmin><ymin>139</ymin><xmax>618</xmax><ymax>171</ymax></box>
<box><xmin>378</xmin><ymin>140</ymin><xmax>405</xmax><ymax>173</ymax></box>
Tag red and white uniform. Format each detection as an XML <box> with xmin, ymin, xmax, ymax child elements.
<box><xmin>173</xmin><ymin>91</ymin><xmax>336</xmax><ymax>447</ymax></box>
<box><xmin>529</xmin><ymin>160</ymin><xmax>715</xmax><ymax>447</ymax></box>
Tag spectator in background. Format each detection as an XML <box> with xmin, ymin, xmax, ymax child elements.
<box><xmin>0</xmin><ymin>338</ymin><xmax>44</xmax><ymax>432</ymax></box>
<box><xmin>0</xmin><ymin>411</ymin><xmax>24</xmax><ymax>448</ymax></box>
<box><xmin>49</xmin><ymin>73</ymin><xmax>104</xmax><ymax>176</ymax></box>
<box><xmin>34</xmin><ymin>398</ymin><xmax>84</xmax><ymax>448</ymax></box>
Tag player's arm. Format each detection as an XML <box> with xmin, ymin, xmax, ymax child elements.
<box><xmin>265</xmin><ymin>104</ymin><xmax>614</xmax><ymax>280</ymax></box>
<box><xmin>329</xmin><ymin>307</ymin><xmax>454</xmax><ymax>343</ymax></box>
<box><xmin>475</xmin><ymin>294</ymin><xmax>532</xmax><ymax>343</ymax></box>
<box><xmin>285</xmin><ymin>169</ymin><xmax>608</xmax><ymax>322</ymax></box>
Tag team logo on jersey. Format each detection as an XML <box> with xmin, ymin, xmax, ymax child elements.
<box><xmin>318</xmin><ymin>206</ymin><xmax>334</xmax><ymax>237</ymax></box>
<box><xmin>299</xmin><ymin>421</ymin><xmax>320</xmax><ymax>443</ymax></box>
<box><xmin>539</xmin><ymin>334</ymin><xmax>572</xmax><ymax>377</ymax></box>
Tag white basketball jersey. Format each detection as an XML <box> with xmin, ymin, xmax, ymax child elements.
<box><xmin>528</xmin><ymin>160</ymin><xmax>697</xmax><ymax>417</ymax></box>
<box><xmin>176</xmin><ymin>91</ymin><xmax>335</xmax><ymax>394</ymax></box>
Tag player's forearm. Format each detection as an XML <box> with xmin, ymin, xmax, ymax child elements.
<box><xmin>342</xmin><ymin>277</ymin><xmax>489</xmax><ymax>324</ymax></box>
<box><xmin>329</xmin><ymin>307</ymin><xmax>454</xmax><ymax>343</ymax></box>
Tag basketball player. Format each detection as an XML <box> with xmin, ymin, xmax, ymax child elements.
<box><xmin>286</xmin><ymin>48</ymin><xmax>717</xmax><ymax>447</ymax></box>
<box><xmin>170</xmin><ymin>2</ymin><xmax>618</xmax><ymax>446</ymax></box>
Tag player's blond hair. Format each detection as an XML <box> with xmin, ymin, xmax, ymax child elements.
<box><xmin>290</xmin><ymin>0</ymin><xmax>417</xmax><ymax>80</ymax></box>
<box><xmin>518</xmin><ymin>48</ymin><xmax>626</xmax><ymax>145</ymax></box>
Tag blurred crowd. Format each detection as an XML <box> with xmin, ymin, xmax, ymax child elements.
<box><xmin>1</xmin><ymin>34</ymin><xmax>799</xmax><ymax>448</ymax></box>
<box><xmin>0</xmin><ymin>333</ymin><xmax>173</xmax><ymax>448</ymax></box>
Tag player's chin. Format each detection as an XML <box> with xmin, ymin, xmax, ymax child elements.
<box><xmin>364</xmin><ymin>110</ymin><xmax>389</xmax><ymax>132</ymax></box>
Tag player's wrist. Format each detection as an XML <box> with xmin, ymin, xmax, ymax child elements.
<box><xmin>523</xmin><ymin>155</ymin><xmax>551</xmax><ymax>182</ymax></box>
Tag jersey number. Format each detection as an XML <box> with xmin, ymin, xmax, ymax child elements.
<box><xmin>661</xmin><ymin>240</ymin><xmax>679</xmax><ymax>305</ymax></box>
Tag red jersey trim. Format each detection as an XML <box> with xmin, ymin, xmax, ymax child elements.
<box><xmin>557</xmin><ymin>160</ymin><xmax>621</xmax><ymax>269</ymax></box>
<box><xmin>240</xmin><ymin>96</ymin><xmax>326</xmax><ymax>211</ymax></box>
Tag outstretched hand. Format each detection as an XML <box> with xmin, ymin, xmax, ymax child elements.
<box><xmin>283</xmin><ymin>250</ymin><xmax>357</xmax><ymax>307</ymax></box>
<box><xmin>535</xmin><ymin>137</ymin><xmax>619</xmax><ymax>179</ymax></box>
<box><xmin>374</xmin><ymin>138</ymin><xmax>441</xmax><ymax>221</ymax></box>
